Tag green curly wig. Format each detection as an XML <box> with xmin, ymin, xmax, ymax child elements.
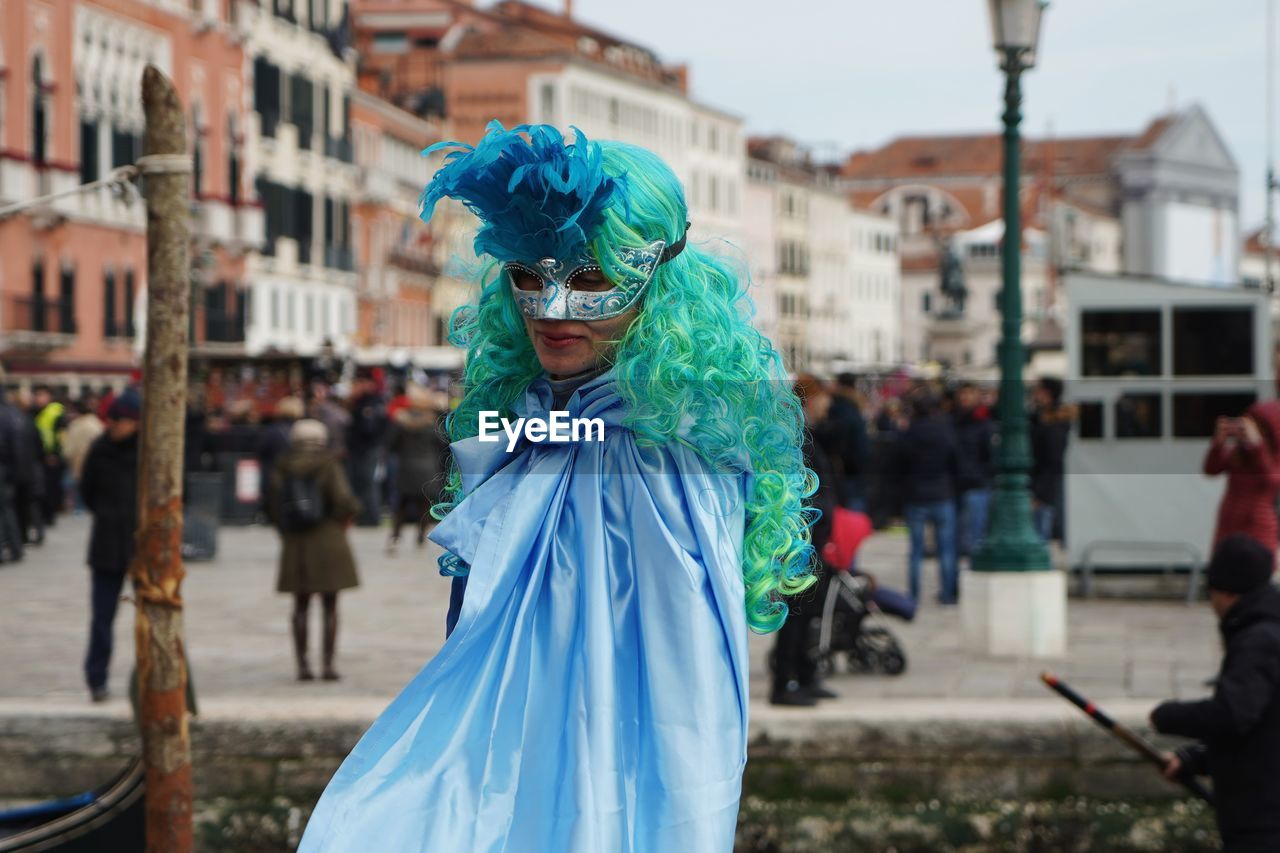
<box><xmin>426</xmin><ymin>126</ymin><xmax>817</xmax><ymax>633</ymax></box>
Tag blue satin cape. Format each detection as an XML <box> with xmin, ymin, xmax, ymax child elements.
<box><xmin>299</xmin><ymin>371</ymin><xmax>750</xmax><ymax>852</ymax></box>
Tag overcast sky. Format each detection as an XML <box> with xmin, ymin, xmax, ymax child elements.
<box><xmin>528</xmin><ymin>0</ymin><xmax>1271</xmax><ymax>228</ymax></box>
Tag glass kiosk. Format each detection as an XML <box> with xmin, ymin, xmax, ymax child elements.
<box><xmin>1063</xmin><ymin>272</ymin><xmax>1273</xmax><ymax>598</ymax></box>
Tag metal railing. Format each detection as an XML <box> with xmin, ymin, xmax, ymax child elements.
<box><xmin>204</xmin><ymin>312</ymin><xmax>246</xmax><ymax>344</ymax></box>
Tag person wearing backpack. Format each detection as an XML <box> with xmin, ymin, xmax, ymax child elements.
<box><xmin>268</xmin><ymin>418</ymin><xmax>362</xmax><ymax>681</ymax></box>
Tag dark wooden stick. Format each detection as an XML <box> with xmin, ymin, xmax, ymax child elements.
<box><xmin>1040</xmin><ymin>672</ymin><xmax>1214</xmax><ymax>806</ymax></box>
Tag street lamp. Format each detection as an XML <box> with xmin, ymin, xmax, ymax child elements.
<box><xmin>974</xmin><ymin>0</ymin><xmax>1050</xmax><ymax>574</ymax></box>
<box><xmin>964</xmin><ymin>0</ymin><xmax>1063</xmax><ymax>657</ymax></box>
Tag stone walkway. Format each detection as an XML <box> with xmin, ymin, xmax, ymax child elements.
<box><xmin>0</xmin><ymin>515</ymin><xmax>1220</xmax><ymax>716</ymax></box>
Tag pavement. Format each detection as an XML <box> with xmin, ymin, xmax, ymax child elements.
<box><xmin>0</xmin><ymin>514</ymin><xmax>1221</xmax><ymax>720</ymax></box>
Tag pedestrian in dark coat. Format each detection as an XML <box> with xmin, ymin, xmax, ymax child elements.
<box><xmin>0</xmin><ymin>390</ymin><xmax>29</xmax><ymax>561</ymax></box>
<box><xmin>1030</xmin><ymin>377</ymin><xmax>1073</xmax><ymax>543</ymax></box>
<box><xmin>895</xmin><ymin>393</ymin><xmax>961</xmax><ymax>604</ymax></box>
<box><xmin>1151</xmin><ymin>534</ymin><xmax>1280</xmax><ymax>852</ymax></box>
<box><xmin>79</xmin><ymin>391</ymin><xmax>141</xmax><ymax>702</ymax></box>
<box><xmin>267</xmin><ymin>419</ymin><xmax>361</xmax><ymax>681</ymax></box>
<box><xmin>346</xmin><ymin>375</ymin><xmax>387</xmax><ymax>526</ymax></box>
<box><xmin>385</xmin><ymin>385</ymin><xmax>449</xmax><ymax>553</ymax></box>
<box><xmin>1204</xmin><ymin>400</ymin><xmax>1280</xmax><ymax>552</ymax></box>
<box><xmin>815</xmin><ymin>373</ymin><xmax>871</xmax><ymax>512</ymax></box>
<box><xmin>771</xmin><ymin>374</ymin><xmax>839</xmax><ymax>707</ymax></box>
<box><xmin>256</xmin><ymin>396</ymin><xmax>304</xmax><ymax>514</ymax></box>
<box><xmin>953</xmin><ymin>383</ymin><xmax>996</xmax><ymax>559</ymax></box>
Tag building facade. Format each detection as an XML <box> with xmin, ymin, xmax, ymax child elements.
<box><xmin>841</xmin><ymin>105</ymin><xmax>1235</xmax><ymax>372</ymax></box>
<box><xmin>349</xmin><ymin>89</ymin><xmax>454</xmax><ymax>368</ymax></box>
<box><xmin>748</xmin><ymin>138</ymin><xmax>900</xmax><ymax>374</ymax></box>
<box><xmin>241</xmin><ymin>0</ymin><xmax>359</xmax><ymax>362</ymax></box>
<box><xmin>0</xmin><ymin>0</ymin><xmax>251</xmax><ymax>385</ymax></box>
<box><xmin>352</xmin><ymin>0</ymin><xmax>746</xmax><ymax>342</ymax></box>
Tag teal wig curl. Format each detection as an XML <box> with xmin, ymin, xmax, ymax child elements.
<box><xmin>424</xmin><ymin>122</ymin><xmax>816</xmax><ymax>633</ymax></box>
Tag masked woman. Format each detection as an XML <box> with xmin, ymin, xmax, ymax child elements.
<box><xmin>299</xmin><ymin>123</ymin><xmax>815</xmax><ymax>852</ymax></box>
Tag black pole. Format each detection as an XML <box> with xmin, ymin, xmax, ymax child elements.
<box><xmin>972</xmin><ymin>47</ymin><xmax>1051</xmax><ymax>573</ymax></box>
<box><xmin>1041</xmin><ymin>672</ymin><xmax>1215</xmax><ymax>805</ymax></box>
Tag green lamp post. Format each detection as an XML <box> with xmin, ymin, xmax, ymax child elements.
<box><xmin>972</xmin><ymin>0</ymin><xmax>1052</xmax><ymax>573</ymax></box>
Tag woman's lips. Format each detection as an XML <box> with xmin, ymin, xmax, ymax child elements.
<box><xmin>539</xmin><ymin>332</ymin><xmax>585</xmax><ymax>350</ymax></box>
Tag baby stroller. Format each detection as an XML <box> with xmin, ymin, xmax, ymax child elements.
<box><xmin>810</xmin><ymin>509</ymin><xmax>915</xmax><ymax>677</ymax></box>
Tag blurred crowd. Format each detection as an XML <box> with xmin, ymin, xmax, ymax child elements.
<box><xmin>799</xmin><ymin>372</ymin><xmax>1075</xmax><ymax>604</ymax></box>
<box><xmin>0</xmin><ymin>366</ymin><xmax>453</xmax><ymax>700</ymax></box>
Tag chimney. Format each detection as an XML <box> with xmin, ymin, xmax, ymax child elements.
<box><xmin>564</xmin><ymin>0</ymin><xmax>573</xmax><ymax>18</ymax></box>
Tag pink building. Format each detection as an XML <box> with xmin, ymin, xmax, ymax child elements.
<box><xmin>0</xmin><ymin>0</ymin><xmax>255</xmax><ymax>387</ymax></box>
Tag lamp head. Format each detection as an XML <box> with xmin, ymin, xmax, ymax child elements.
<box><xmin>988</xmin><ymin>0</ymin><xmax>1047</xmax><ymax>69</ymax></box>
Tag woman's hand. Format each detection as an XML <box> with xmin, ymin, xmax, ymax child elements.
<box><xmin>1214</xmin><ymin>417</ymin><xmax>1235</xmax><ymax>444</ymax></box>
<box><xmin>1160</xmin><ymin>752</ymin><xmax>1181</xmax><ymax>781</ymax></box>
<box><xmin>1241</xmin><ymin>416</ymin><xmax>1263</xmax><ymax>447</ymax></box>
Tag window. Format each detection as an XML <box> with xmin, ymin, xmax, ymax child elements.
<box><xmin>31</xmin><ymin>56</ymin><xmax>47</xmax><ymax>165</ymax></box>
<box><xmin>309</xmin><ymin>0</ymin><xmax>326</xmax><ymax>32</ymax></box>
<box><xmin>287</xmin><ymin>291</ymin><xmax>296</xmax><ymax>328</ymax></box>
<box><xmin>1081</xmin><ymin>310</ymin><xmax>1161</xmax><ymax>377</ymax></box>
<box><xmin>253</xmin><ymin>57</ymin><xmax>281</xmax><ymax>138</ymax></box>
<box><xmin>227</xmin><ymin>116</ymin><xmax>240</xmax><ymax>206</ymax></box>
<box><xmin>111</xmin><ymin>126</ymin><xmax>137</xmax><ymax>169</ymax></box>
<box><xmin>59</xmin><ymin>264</ymin><xmax>75</xmax><ymax>334</ymax></box>
<box><xmin>291</xmin><ymin>74</ymin><xmax>314</xmax><ymax>150</ymax></box>
<box><xmin>257</xmin><ymin>178</ymin><xmax>283</xmax><ymax>255</ymax></box>
<box><xmin>1077</xmin><ymin>401</ymin><xmax>1104</xmax><ymax>440</ymax></box>
<box><xmin>540</xmin><ymin>83</ymin><xmax>555</xmax><ymax>122</ymax></box>
<box><xmin>293</xmin><ymin>188</ymin><xmax>313</xmax><ymax>263</ymax></box>
<box><xmin>124</xmin><ymin>270</ymin><xmax>136</xmax><ymax>337</ymax></box>
<box><xmin>319</xmin><ymin>84</ymin><xmax>331</xmax><ymax>142</ymax></box>
<box><xmin>922</xmin><ymin>292</ymin><xmax>932</xmax><ymax>313</ymax></box>
<box><xmin>1173</xmin><ymin>392</ymin><xmax>1258</xmax><ymax>438</ymax></box>
<box><xmin>191</xmin><ymin>108</ymin><xmax>204</xmax><ymax>198</ymax></box>
<box><xmin>79</xmin><ymin>117</ymin><xmax>99</xmax><ymax>184</ymax></box>
<box><xmin>103</xmin><ymin>268</ymin><xmax>117</xmax><ymax>338</ymax></box>
<box><xmin>372</xmin><ymin>32</ymin><xmax>408</xmax><ymax>53</ymax></box>
<box><xmin>1172</xmin><ymin>307</ymin><xmax>1253</xmax><ymax>376</ymax></box>
<box><xmin>305</xmin><ymin>293</ymin><xmax>315</xmax><ymax>333</ymax></box>
<box><xmin>270</xmin><ymin>288</ymin><xmax>281</xmax><ymax>328</ymax></box>
<box><xmin>1115</xmin><ymin>393</ymin><xmax>1162</xmax><ymax>439</ymax></box>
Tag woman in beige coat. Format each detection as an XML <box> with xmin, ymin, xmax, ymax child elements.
<box><xmin>268</xmin><ymin>419</ymin><xmax>361</xmax><ymax>681</ymax></box>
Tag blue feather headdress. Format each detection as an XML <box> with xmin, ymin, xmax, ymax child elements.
<box><xmin>419</xmin><ymin>121</ymin><xmax>625</xmax><ymax>264</ymax></box>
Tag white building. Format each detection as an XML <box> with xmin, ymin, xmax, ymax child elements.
<box><xmin>239</xmin><ymin>0</ymin><xmax>359</xmax><ymax>358</ymax></box>
<box><xmin>527</xmin><ymin>64</ymin><xmax>745</xmax><ymax>244</ymax></box>
<box><xmin>743</xmin><ymin>159</ymin><xmax>779</xmax><ymax>346</ymax></box>
<box><xmin>843</xmin><ymin>206</ymin><xmax>902</xmax><ymax>370</ymax></box>
<box><xmin>748</xmin><ymin>138</ymin><xmax>900</xmax><ymax>374</ymax></box>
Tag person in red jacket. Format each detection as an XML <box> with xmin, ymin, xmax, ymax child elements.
<box><xmin>1204</xmin><ymin>399</ymin><xmax>1280</xmax><ymax>552</ymax></box>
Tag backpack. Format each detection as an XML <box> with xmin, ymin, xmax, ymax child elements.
<box><xmin>277</xmin><ymin>472</ymin><xmax>326</xmax><ymax>532</ymax></box>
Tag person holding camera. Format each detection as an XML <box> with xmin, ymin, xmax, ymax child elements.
<box><xmin>1204</xmin><ymin>401</ymin><xmax>1280</xmax><ymax>553</ymax></box>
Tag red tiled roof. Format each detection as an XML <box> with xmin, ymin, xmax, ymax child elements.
<box><xmin>1245</xmin><ymin>226</ymin><xmax>1271</xmax><ymax>254</ymax></box>
<box><xmin>841</xmin><ymin>118</ymin><xmax>1175</xmax><ymax>182</ymax></box>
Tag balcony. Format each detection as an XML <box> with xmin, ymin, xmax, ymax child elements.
<box><xmin>356</xmin><ymin>168</ymin><xmax>395</xmax><ymax>203</ymax></box>
<box><xmin>0</xmin><ymin>296</ymin><xmax>76</xmax><ymax>354</ymax></box>
<box><xmin>193</xmin><ymin>309</ymin><xmax>247</xmax><ymax>356</ymax></box>
<box><xmin>235</xmin><ymin>204</ymin><xmax>265</xmax><ymax>249</ymax></box>
<box><xmin>387</xmin><ymin>247</ymin><xmax>439</xmax><ymax>277</ymax></box>
<box><xmin>191</xmin><ymin>198</ymin><xmax>237</xmax><ymax>244</ymax></box>
<box><xmin>205</xmin><ymin>312</ymin><xmax>247</xmax><ymax>344</ymax></box>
